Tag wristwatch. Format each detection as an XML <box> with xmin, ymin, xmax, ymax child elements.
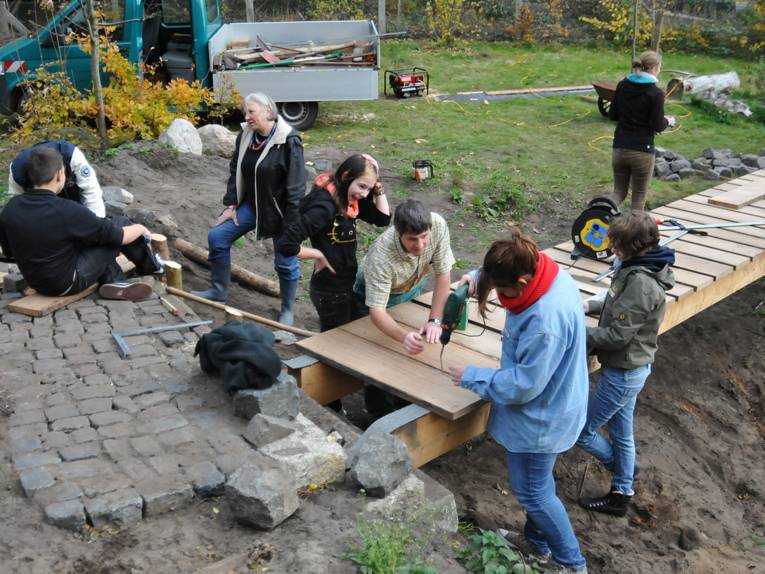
<box><xmin>373</xmin><ymin>185</ymin><xmax>385</xmax><ymax>197</ymax></box>
<box><xmin>428</xmin><ymin>318</ymin><xmax>442</xmax><ymax>325</ymax></box>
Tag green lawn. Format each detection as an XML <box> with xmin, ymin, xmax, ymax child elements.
<box><xmin>303</xmin><ymin>42</ymin><xmax>765</xmax><ymax>254</ymax></box>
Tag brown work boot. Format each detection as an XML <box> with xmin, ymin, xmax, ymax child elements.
<box><xmin>98</xmin><ymin>281</ymin><xmax>153</xmax><ymax>302</ymax></box>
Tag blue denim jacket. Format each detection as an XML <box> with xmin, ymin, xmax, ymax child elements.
<box><xmin>460</xmin><ymin>270</ymin><xmax>589</xmax><ymax>453</ymax></box>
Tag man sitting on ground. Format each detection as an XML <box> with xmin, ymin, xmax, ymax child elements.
<box><xmin>0</xmin><ymin>147</ymin><xmax>157</xmax><ymax>301</ymax></box>
<box><xmin>9</xmin><ymin>139</ymin><xmax>106</xmax><ymax>217</ymax></box>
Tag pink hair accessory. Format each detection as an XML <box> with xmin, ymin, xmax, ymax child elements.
<box><xmin>361</xmin><ymin>153</ymin><xmax>379</xmax><ymax>172</ymax></box>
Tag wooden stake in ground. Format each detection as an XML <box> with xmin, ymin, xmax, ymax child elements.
<box><xmin>164</xmin><ymin>260</ymin><xmax>183</xmax><ymax>290</ymax></box>
<box><xmin>174</xmin><ymin>239</ymin><xmax>280</xmax><ymax>298</ymax></box>
<box><xmin>150</xmin><ymin>233</ymin><xmax>171</xmax><ymax>261</ymax></box>
<box><xmin>167</xmin><ymin>286</ymin><xmax>317</xmax><ymax>338</ymax></box>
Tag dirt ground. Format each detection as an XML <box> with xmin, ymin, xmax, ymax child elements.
<box><xmin>2</xmin><ymin>142</ymin><xmax>762</xmax><ymax>573</ymax></box>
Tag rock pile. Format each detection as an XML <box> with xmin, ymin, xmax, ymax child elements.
<box><xmin>655</xmin><ymin>147</ymin><xmax>765</xmax><ymax>182</ymax></box>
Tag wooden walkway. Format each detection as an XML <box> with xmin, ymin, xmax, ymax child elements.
<box><xmin>293</xmin><ymin>169</ymin><xmax>765</xmax><ymax>465</ymax></box>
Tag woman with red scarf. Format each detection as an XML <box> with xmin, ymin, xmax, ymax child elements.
<box><xmin>449</xmin><ymin>229</ymin><xmax>589</xmax><ymax>574</ymax></box>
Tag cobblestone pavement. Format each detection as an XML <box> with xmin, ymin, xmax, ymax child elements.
<box><xmin>0</xmin><ymin>295</ymin><xmax>258</xmax><ymax>530</ymax></box>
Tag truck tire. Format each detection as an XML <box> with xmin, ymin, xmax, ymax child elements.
<box><xmin>279</xmin><ymin>101</ymin><xmax>318</xmax><ymax>131</ymax></box>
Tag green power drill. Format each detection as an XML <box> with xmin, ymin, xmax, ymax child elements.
<box><xmin>439</xmin><ymin>283</ymin><xmax>470</xmax><ymax>369</ymax></box>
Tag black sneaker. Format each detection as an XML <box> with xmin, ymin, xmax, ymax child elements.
<box><xmin>579</xmin><ymin>489</ymin><xmax>631</xmax><ymax>517</ymax></box>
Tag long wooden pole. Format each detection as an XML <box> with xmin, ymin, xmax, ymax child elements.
<box><xmin>166</xmin><ymin>286</ymin><xmax>317</xmax><ymax>338</ymax></box>
<box><xmin>174</xmin><ymin>238</ymin><xmax>280</xmax><ymax>298</ymax></box>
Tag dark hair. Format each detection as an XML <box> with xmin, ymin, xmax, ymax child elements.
<box><xmin>334</xmin><ymin>154</ymin><xmax>377</xmax><ymax>213</ymax></box>
<box><xmin>26</xmin><ymin>147</ymin><xmax>64</xmax><ymax>188</ymax></box>
<box><xmin>607</xmin><ymin>211</ymin><xmax>660</xmax><ymax>260</ymax></box>
<box><xmin>476</xmin><ymin>228</ymin><xmax>538</xmax><ymax>318</ymax></box>
<box><xmin>632</xmin><ymin>50</ymin><xmax>661</xmax><ymax>73</ymax></box>
<box><xmin>394</xmin><ymin>199</ymin><xmax>431</xmax><ymax>236</ymax></box>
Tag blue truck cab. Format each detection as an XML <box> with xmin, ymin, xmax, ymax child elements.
<box><xmin>0</xmin><ymin>0</ymin><xmax>222</xmax><ymax>113</ymax></box>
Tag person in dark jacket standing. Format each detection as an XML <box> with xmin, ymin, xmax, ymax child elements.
<box><xmin>192</xmin><ymin>92</ymin><xmax>306</xmax><ymax>325</ymax></box>
<box><xmin>276</xmin><ymin>153</ymin><xmax>390</xmax><ymax>332</ymax></box>
<box><xmin>577</xmin><ymin>211</ymin><xmax>675</xmax><ymax>517</ymax></box>
<box><xmin>609</xmin><ymin>50</ymin><xmax>675</xmax><ymax>211</ymax></box>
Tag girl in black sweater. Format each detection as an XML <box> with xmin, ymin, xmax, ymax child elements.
<box><xmin>276</xmin><ymin>154</ymin><xmax>390</xmax><ymax>332</ymax></box>
<box><xmin>610</xmin><ymin>50</ymin><xmax>675</xmax><ymax>211</ymax></box>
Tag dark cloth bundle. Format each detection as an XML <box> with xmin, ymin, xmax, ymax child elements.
<box><xmin>194</xmin><ymin>321</ymin><xmax>281</xmax><ymax>392</ymax></box>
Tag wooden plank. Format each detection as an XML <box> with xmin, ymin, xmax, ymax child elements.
<box><xmin>707</xmin><ymin>184</ymin><xmax>765</xmax><ymax>210</ymax></box>
<box><xmin>660</xmin><ymin>236</ymin><xmax>750</xmax><ymax>269</ymax></box>
<box><xmin>392</xmin><ymin>403</ymin><xmax>491</xmax><ymax>468</ymax></box>
<box><xmin>288</xmin><ymin>360</ymin><xmax>363</xmax><ymax>405</ymax></box>
<box><xmin>7</xmin><ymin>284</ymin><xmax>98</xmax><ymax>317</ymax></box>
<box><xmin>668</xmin><ymin>198</ymin><xmax>765</xmax><ymax>226</ymax></box>
<box><xmin>297</xmin><ymin>328</ymin><xmax>481</xmax><ymax>420</ymax></box>
<box><xmin>414</xmin><ymin>290</ymin><xmax>506</xmax><ymax>334</ymax></box>
<box><xmin>685</xmin><ymin>193</ymin><xmax>765</xmax><ymax>219</ymax></box>
<box><xmin>653</xmin><ymin>206</ymin><xmax>765</xmax><ymax>248</ymax></box>
<box><xmin>658</xmin><ymin>229</ymin><xmax>762</xmax><ymax>260</ymax></box>
<box><xmin>672</xmin><ymin>251</ymin><xmax>732</xmax><ymax>280</ymax></box>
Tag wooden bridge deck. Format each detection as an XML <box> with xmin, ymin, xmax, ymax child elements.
<box><xmin>294</xmin><ymin>169</ymin><xmax>765</xmax><ymax>464</ymax></box>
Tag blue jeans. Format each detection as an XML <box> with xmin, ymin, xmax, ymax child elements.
<box><xmin>352</xmin><ymin>274</ymin><xmax>425</xmax><ymax>317</ymax></box>
<box><xmin>576</xmin><ymin>364</ymin><xmax>651</xmax><ymax>495</ymax></box>
<box><xmin>506</xmin><ymin>452</ymin><xmax>586</xmax><ymax>571</ymax></box>
<box><xmin>206</xmin><ymin>201</ymin><xmax>299</xmax><ymax>281</ymax></box>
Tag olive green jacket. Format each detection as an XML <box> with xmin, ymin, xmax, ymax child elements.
<box><xmin>587</xmin><ymin>263</ymin><xmax>675</xmax><ymax>369</ymax></box>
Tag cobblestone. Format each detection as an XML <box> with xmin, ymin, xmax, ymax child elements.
<box><xmin>44</xmin><ymin>404</ymin><xmax>80</xmax><ymax>422</ymax></box>
<box><xmin>80</xmin><ymin>313</ymin><xmax>108</xmax><ymax>325</ymax></box>
<box><xmin>112</xmin><ymin>395</ymin><xmax>140</xmax><ymax>414</ymax></box>
<box><xmin>159</xmin><ymin>331</ymin><xmax>185</xmax><ymax>346</ymax></box>
<box><xmin>80</xmin><ymin>473</ymin><xmax>132</xmax><ymax>498</ymax></box>
<box><xmin>118</xmin><ymin>458</ymin><xmax>156</xmax><ymax>482</ymax></box>
<box><xmin>98</xmin><ymin>422</ymin><xmax>135</xmax><ymax>440</ymax></box>
<box><xmin>130</xmin><ymin>436</ymin><xmax>162</xmax><ymax>457</ymax></box>
<box><xmin>20</xmin><ymin>467</ymin><xmax>55</xmax><ymax>495</ymax></box>
<box><xmin>72</xmin><ymin>363</ymin><xmax>101</xmax><ymax>378</ymax></box>
<box><xmin>78</xmin><ymin>397</ymin><xmax>113</xmax><ymax>415</ymax></box>
<box><xmin>70</xmin><ymin>427</ymin><xmax>98</xmax><ymax>444</ymax></box>
<box><xmin>83</xmin><ymin>373</ymin><xmax>110</xmax><ymax>386</ymax></box>
<box><xmin>9</xmin><ymin>409</ymin><xmax>46</xmax><ymax>427</ymax></box>
<box><xmin>50</xmin><ymin>416</ymin><xmax>91</xmax><ymax>432</ymax></box>
<box><xmin>187</xmin><ymin>461</ymin><xmax>225</xmax><ymax>497</ymax></box>
<box><xmin>26</xmin><ymin>338</ymin><xmax>56</xmax><ymax>352</ymax></box>
<box><xmin>42</xmin><ymin>431</ymin><xmax>71</xmax><ymax>449</ymax></box>
<box><xmin>137</xmin><ymin>477</ymin><xmax>193</xmax><ymax>517</ymax></box>
<box><xmin>59</xmin><ymin>441</ymin><xmax>101</xmax><ymax>461</ymax></box>
<box><xmin>137</xmin><ymin>403</ymin><xmax>179</xmax><ymax>420</ymax></box>
<box><xmin>89</xmin><ymin>411</ymin><xmax>132</xmax><ymax>428</ymax></box>
<box><xmin>147</xmin><ymin>453</ymin><xmax>186</xmax><ymax>475</ymax></box>
<box><xmin>53</xmin><ymin>333</ymin><xmax>82</xmax><ymax>348</ymax></box>
<box><xmin>102</xmin><ymin>438</ymin><xmax>134</xmax><ymax>461</ymax></box>
<box><xmin>121</xmin><ymin>380</ymin><xmax>162</xmax><ymax>397</ymax></box>
<box><xmin>175</xmin><ymin>395</ymin><xmax>203</xmax><ymax>412</ymax></box>
<box><xmin>35</xmin><ymin>348</ymin><xmax>64</xmax><ymax>360</ymax></box>
<box><xmin>33</xmin><ymin>481</ymin><xmax>83</xmax><ymax>506</ymax></box>
<box><xmin>137</xmin><ymin>414</ymin><xmax>188</xmax><ymax>435</ymax></box>
<box><xmin>10</xmin><ymin>435</ymin><xmax>42</xmax><ymax>454</ymax></box>
<box><xmin>156</xmin><ymin>427</ymin><xmax>197</xmax><ymax>448</ymax></box>
<box><xmin>134</xmin><ymin>391</ymin><xmax>171</xmax><ymax>410</ymax></box>
<box><xmin>84</xmin><ymin>487</ymin><xmax>143</xmax><ymax>529</ymax></box>
<box><xmin>71</xmin><ymin>385</ymin><xmax>116</xmax><ymax>400</ymax></box>
<box><xmin>13</xmin><ymin>452</ymin><xmax>62</xmax><ymax>470</ymax></box>
<box><xmin>57</xmin><ymin>459</ymin><xmax>108</xmax><ymax>481</ymax></box>
<box><xmin>92</xmin><ymin>339</ymin><xmax>117</xmax><ymax>354</ymax></box>
<box><xmin>129</xmin><ymin>356</ymin><xmax>167</xmax><ymax>369</ymax></box>
<box><xmin>45</xmin><ymin>500</ymin><xmax>87</xmax><ymax>531</ymax></box>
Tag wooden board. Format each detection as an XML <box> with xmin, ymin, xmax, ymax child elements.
<box><xmin>653</xmin><ymin>206</ymin><xmax>765</xmax><ymax>249</ymax></box>
<box><xmin>707</xmin><ymin>181</ymin><xmax>765</xmax><ymax>209</ymax></box>
<box><xmin>298</xmin><ymin>327</ymin><xmax>482</xmax><ymax>420</ymax></box>
<box><xmin>289</xmin><ymin>360</ymin><xmax>363</xmax><ymax>405</ymax></box>
<box><xmin>7</xmin><ymin>284</ymin><xmax>98</xmax><ymax>317</ymax></box>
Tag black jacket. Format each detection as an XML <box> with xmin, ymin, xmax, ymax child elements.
<box><xmin>0</xmin><ymin>189</ymin><xmax>122</xmax><ymax>295</ymax></box>
<box><xmin>222</xmin><ymin>118</ymin><xmax>306</xmax><ymax>239</ymax></box>
<box><xmin>194</xmin><ymin>321</ymin><xmax>281</xmax><ymax>393</ymax></box>
<box><xmin>275</xmin><ymin>184</ymin><xmax>391</xmax><ymax>292</ymax></box>
<box><xmin>610</xmin><ymin>77</ymin><xmax>668</xmax><ymax>153</ymax></box>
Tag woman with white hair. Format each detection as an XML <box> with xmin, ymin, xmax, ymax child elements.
<box><xmin>193</xmin><ymin>92</ymin><xmax>306</xmax><ymax>325</ymax></box>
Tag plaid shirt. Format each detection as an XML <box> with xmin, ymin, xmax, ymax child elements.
<box><xmin>360</xmin><ymin>213</ymin><xmax>455</xmax><ymax>309</ymax></box>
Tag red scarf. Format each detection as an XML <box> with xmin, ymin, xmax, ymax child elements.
<box><xmin>496</xmin><ymin>252</ymin><xmax>559</xmax><ymax>314</ymax></box>
<box><xmin>315</xmin><ymin>173</ymin><xmax>358</xmax><ymax>218</ymax></box>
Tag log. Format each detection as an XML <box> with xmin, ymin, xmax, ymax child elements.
<box><xmin>164</xmin><ymin>260</ymin><xmax>183</xmax><ymax>290</ymax></box>
<box><xmin>676</xmin><ymin>71</ymin><xmax>740</xmax><ymax>97</ymax></box>
<box><xmin>224</xmin><ymin>306</ymin><xmax>244</xmax><ymax>323</ymax></box>
<box><xmin>174</xmin><ymin>238</ymin><xmax>280</xmax><ymax>298</ymax></box>
<box><xmin>167</xmin><ymin>286</ymin><xmax>317</xmax><ymax>338</ymax></box>
<box><xmin>150</xmin><ymin>233</ymin><xmax>171</xmax><ymax>261</ymax></box>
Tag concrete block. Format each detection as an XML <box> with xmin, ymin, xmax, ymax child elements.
<box><xmin>225</xmin><ymin>456</ymin><xmax>299</xmax><ymax>530</ymax></box>
<box><xmin>45</xmin><ymin>499</ymin><xmax>87</xmax><ymax>531</ymax></box>
<box><xmin>187</xmin><ymin>461</ymin><xmax>225</xmax><ymax>497</ymax></box>
<box><xmin>84</xmin><ymin>487</ymin><xmax>144</xmax><ymax>529</ymax></box>
<box><xmin>233</xmin><ymin>374</ymin><xmax>299</xmax><ymax>421</ymax></box>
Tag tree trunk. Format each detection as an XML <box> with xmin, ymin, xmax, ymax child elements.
<box><xmin>82</xmin><ymin>0</ymin><xmax>107</xmax><ymax>148</ymax></box>
<box><xmin>378</xmin><ymin>0</ymin><xmax>386</xmax><ymax>34</ymax></box>
<box><xmin>650</xmin><ymin>10</ymin><xmax>664</xmax><ymax>52</ymax></box>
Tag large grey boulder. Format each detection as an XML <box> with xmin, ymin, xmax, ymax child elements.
<box><xmin>348</xmin><ymin>432</ymin><xmax>413</xmax><ymax>498</ymax></box>
<box><xmin>654</xmin><ymin>161</ymin><xmax>672</xmax><ymax>178</ymax></box>
<box><xmin>233</xmin><ymin>373</ymin><xmax>299</xmax><ymax>420</ymax></box>
<box><xmin>159</xmin><ymin>118</ymin><xmax>203</xmax><ymax>155</ymax></box>
<box><xmin>702</xmin><ymin>148</ymin><xmax>732</xmax><ymax>160</ymax></box>
<box><xmin>225</xmin><ymin>456</ymin><xmax>299</xmax><ymax>530</ymax></box>
<box><xmin>669</xmin><ymin>159</ymin><xmax>692</xmax><ymax>172</ymax></box>
<box><xmin>259</xmin><ymin>413</ymin><xmax>346</xmax><ymax>489</ymax></box>
<box><xmin>197</xmin><ymin>124</ymin><xmax>237</xmax><ymax>157</ymax></box>
<box><xmin>740</xmin><ymin>154</ymin><xmax>760</xmax><ymax>168</ymax></box>
<box><xmin>102</xmin><ymin>186</ymin><xmax>134</xmax><ymax>205</ymax></box>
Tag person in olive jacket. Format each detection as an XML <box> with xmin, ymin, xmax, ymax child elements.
<box><xmin>276</xmin><ymin>153</ymin><xmax>390</xmax><ymax>331</ymax></box>
<box><xmin>609</xmin><ymin>50</ymin><xmax>675</xmax><ymax>211</ymax></box>
<box><xmin>577</xmin><ymin>211</ymin><xmax>675</xmax><ymax>517</ymax></box>
<box><xmin>193</xmin><ymin>92</ymin><xmax>306</xmax><ymax>325</ymax></box>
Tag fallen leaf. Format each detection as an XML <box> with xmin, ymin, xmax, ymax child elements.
<box><xmin>212</xmin><ymin>507</ymin><xmax>220</xmax><ymax>515</ymax></box>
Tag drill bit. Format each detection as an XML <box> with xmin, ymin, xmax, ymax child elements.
<box><xmin>439</xmin><ymin>344</ymin><xmax>445</xmax><ymax>371</ymax></box>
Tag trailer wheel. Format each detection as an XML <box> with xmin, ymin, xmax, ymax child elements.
<box><xmin>597</xmin><ymin>96</ymin><xmax>611</xmax><ymax>118</ymax></box>
<box><xmin>279</xmin><ymin>101</ymin><xmax>318</xmax><ymax>131</ymax></box>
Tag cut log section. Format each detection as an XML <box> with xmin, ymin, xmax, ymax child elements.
<box><xmin>174</xmin><ymin>238</ymin><xmax>279</xmax><ymax>298</ymax></box>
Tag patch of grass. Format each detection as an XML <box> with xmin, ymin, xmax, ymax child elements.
<box><xmin>0</xmin><ymin>182</ymin><xmax>8</xmax><ymax>207</ymax></box>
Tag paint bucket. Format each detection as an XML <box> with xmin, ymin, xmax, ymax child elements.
<box><xmin>413</xmin><ymin>160</ymin><xmax>433</xmax><ymax>181</ymax></box>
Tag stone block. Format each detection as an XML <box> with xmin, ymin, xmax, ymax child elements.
<box><xmin>713</xmin><ymin>166</ymin><xmax>733</xmax><ymax>178</ymax></box>
<box><xmin>26</xmin><ymin>338</ymin><xmax>56</xmax><ymax>352</ymax></box>
<box><xmin>225</xmin><ymin>456</ymin><xmax>299</xmax><ymax>530</ymax></box>
<box><xmin>84</xmin><ymin>487</ymin><xmax>144</xmax><ymax>529</ymax></box>
<box><xmin>45</xmin><ymin>499</ymin><xmax>87</xmax><ymax>531</ymax></box>
<box><xmin>677</xmin><ymin>168</ymin><xmax>697</xmax><ymax>180</ymax></box>
<box><xmin>137</xmin><ymin>414</ymin><xmax>188</xmax><ymax>435</ymax></box>
<box><xmin>46</xmin><ymin>392</ymin><xmax>72</xmax><ymax>407</ymax></box>
<box><xmin>89</xmin><ymin>410</ymin><xmax>132</xmax><ymax>428</ymax></box>
<box><xmin>80</xmin><ymin>474</ymin><xmax>132</xmax><ymax>498</ymax></box>
<box><xmin>175</xmin><ymin>395</ymin><xmax>203</xmax><ymax>412</ymax></box>
<box><xmin>112</xmin><ymin>395</ymin><xmax>140</xmax><ymax>414</ymax></box>
<box><xmin>98</xmin><ymin>422</ymin><xmax>135</xmax><ymax>440</ymax></box>
<box><xmin>53</xmin><ymin>333</ymin><xmax>82</xmax><ymax>348</ymax></box>
<box><xmin>71</xmin><ymin>427</ymin><xmax>98</xmax><ymax>444</ymax></box>
<box><xmin>147</xmin><ymin>453</ymin><xmax>185</xmax><ymax>475</ymax></box>
<box><xmin>35</xmin><ymin>348</ymin><xmax>64</xmax><ymax>360</ymax></box>
<box><xmin>121</xmin><ymin>380</ymin><xmax>162</xmax><ymax>397</ymax></box>
<box><xmin>156</xmin><ymin>427</ymin><xmax>197</xmax><ymax>447</ymax></box>
<box><xmin>71</xmin><ymin>385</ymin><xmax>116</xmax><ymax>400</ymax></box>
<box><xmin>233</xmin><ymin>375</ymin><xmax>299</xmax><ymax>421</ymax></box>
<box><xmin>702</xmin><ymin>147</ymin><xmax>732</xmax><ymax>160</ymax></box>
<box><xmin>45</xmin><ymin>404</ymin><xmax>80</xmax><ymax>422</ymax></box>
<box><xmin>664</xmin><ymin>173</ymin><xmax>681</xmax><ymax>182</ymax></box>
<box><xmin>137</xmin><ymin>477</ymin><xmax>193</xmax><ymax>517</ymax></box>
<box><xmin>137</xmin><ymin>403</ymin><xmax>178</xmax><ymax>421</ymax></box>
<box><xmin>9</xmin><ymin>409</ymin><xmax>46</xmax><ymax>427</ymax></box>
<box><xmin>130</xmin><ymin>436</ymin><xmax>163</xmax><ymax>457</ymax></box>
<box><xmin>243</xmin><ymin>414</ymin><xmax>298</xmax><ymax>449</ymax></box>
<box><xmin>59</xmin><ymin>441</ymin><xmax>101</xmax><ymax>462</ymax></box>
<box><xmin>10</xmin><ymin>434</ymin><xmax>42</xmax><ymax>454</ymax></box>
<box><xmin>51</xmin><ymin>416</ymin><xmax>91</xmax><ymax>432</ymax></box>
<box><xmin>83</xmin><ymin>373</ymin><xmax>111</xmax><ymax>386</ymax></box>
<box><xmin>118</xmin><ymin>458</ymin><xmax>156</xmax><ymax>482</ymax></box>
<box><xmin>259</xmin><ymin>414</ymin><xmax>346</xmax><ymax>490</ymax></box>
<box><xmin>19</xmin><ymin>467</ymin><xmax>55</xmax><ymax>495</ymax></box>
<box><xmin>134</xmin><ymin>391</ymin><xmax>172</xmax><ymax>410</ymax></box>
<box><xmin>73</xmin><ymin>363</ymin><xmax>101</xmax><ymax>378</ymax></box>
<box><xmin>78</xmin><ymin>397</ymin><xmax>113</xmax><ymax>415</ymax></box>
<box><xmin>669</xmin><ymin>159</ymin><xmax>691</xmax><ymax>172</ymax></box>
<box><xmin>348</xmin><ymin>432</ymin><xmax>413</xmax><ymax>498</ymax></box>
<box><xmin>159</xmin><ymin>331</ymin><xmax>185</xmax><ymax>346</ymax></box>
<box><xmin>187</xmin><ymin>461</ymin><xmax>225</xmax><ymax>497</ymax></box>
<box><xmin>34</xmin><ymin>481</ymin><xmax>83</xmax><ymax>507</ymax></box>
<box><xmin>57</xmin><ymin>459</ymin><xmax>107</xmax><ymax>481</ymax></box>
<box><xmin>4</xmin><ymin>273</ymin><xmax>27</xmax><ymax>293</ymax></box>
<box><xmin>13</xmin><ymin>452</ymin><xmax>62</xmax><ymax>470</ymax></box>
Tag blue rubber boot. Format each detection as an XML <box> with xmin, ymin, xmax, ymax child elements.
<box><xmin>278</xmin><ymin>278</ymin><xmax>298</xmax><ymax>326</ymax></box>
<box><xmin>191</xmin><ymin>259</ymin><xmax>230</xmax><ymax>302</ymax></box>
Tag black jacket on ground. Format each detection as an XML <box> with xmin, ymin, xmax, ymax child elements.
<box><xmin>275</xmin><ymin>184</ymin><xmax>391</xmax><ymax>292</ymax></box>
<box><xmin>194</xmin><ymin>321</ymin><xmax>281</xmax><ymax>393</ymax></box>
<box><xmin>610</xmin><ymin>78</ymin><xmax>668</xmax><ymax>153</ymax></box>
<box><xmin>222</xmin><ymin>119</ymin><xmax>305</xmax><ymax>239</ymax></box>
<box><xmin>0</xmin><ymin>189</ymin><xmax>122</xmax><ymax>295</ymax></box>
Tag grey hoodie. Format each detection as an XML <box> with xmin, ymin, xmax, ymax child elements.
<box><xmin>587</xmin><ymin>263</ymin><xmax>675</xmax><ymax>369</ymax></box>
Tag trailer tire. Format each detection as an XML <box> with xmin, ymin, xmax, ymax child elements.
<box><xmin>279</xmin><ymin>101</ymin><xmax>318</xmax><ymax>131</ymax></box>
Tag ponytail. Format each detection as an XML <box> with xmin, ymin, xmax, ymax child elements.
<box><xmin>632</xmin><ymin>50</ymin><xmax>661</xmax><ymax>73</ymax></box>
<box><xmin>476</xmin><ymin>228</ymin><xmax>539</xmax><ymax>318</ymax></box>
